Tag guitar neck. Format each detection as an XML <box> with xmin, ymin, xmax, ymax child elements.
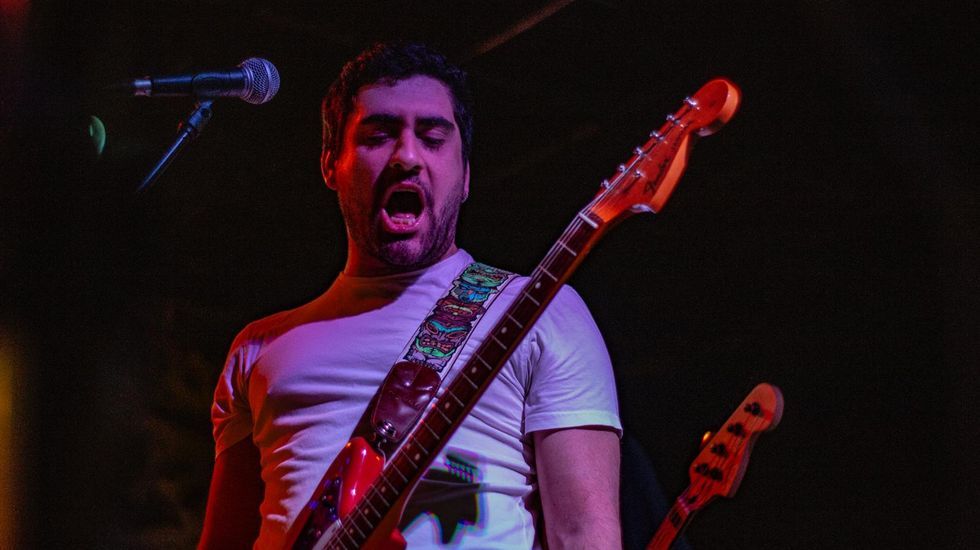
<box><xmin>329</xmin><ymin>210</ymin><xmax>608</xmax><ymax>547</ymax></box>
<box><xmin>647</xmin><ymin>487</ymin><xmax>698</xmax><ymax>550</ymax></box>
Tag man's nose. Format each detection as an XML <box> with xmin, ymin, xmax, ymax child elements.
<box><xmin>390</xmin><ymin>132</ymin><xmax>421</xmax><ymax>172</ymax></box>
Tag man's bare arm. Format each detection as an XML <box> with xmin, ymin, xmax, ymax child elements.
<box><xmin>198</xmin><ymin>437</ymin><xmax>264</xmax><ymax>550</ymax></box>
<box><xmin>534</xmin><ymin>426</ymin><xmax>622</xmax><ymax>549</ymax></box>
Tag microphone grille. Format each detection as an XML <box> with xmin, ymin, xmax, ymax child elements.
<box><xmin>239</xmin><ymin>57</ymin><xmax>280</xmax><ymax>105</ymax></box>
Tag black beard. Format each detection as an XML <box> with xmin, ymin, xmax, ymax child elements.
<box><xmin>340</xmin><ymin>179</ymin><xmax>464</xmax><ymax>271</ymax></box>
<box><xmin>375</xmin><ymin>205</ymin><xmax>460</xmax><ymax>268</ymax></box>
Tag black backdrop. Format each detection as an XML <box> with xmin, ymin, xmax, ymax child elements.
<box><xmin>2</xmin><ymin>1</ymin><xmax>976</xmax><ymax>548</ymax></box>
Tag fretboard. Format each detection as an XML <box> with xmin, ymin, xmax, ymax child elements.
<box><xmin>324</xmin><ymin>209</ymin><xmax>607</xmax><ymax>549</ymax></box>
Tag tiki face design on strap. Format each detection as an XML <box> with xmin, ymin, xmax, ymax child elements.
<box><xmin>415</xmin><ymin>317</ymin><xmax>470</xmax><ymax>358</ymax></box>
<box><xmin>460</xmin><ymin>265</ymin><xmax>510</xmax><ymax>288</ymax></box>
<box><xmin>433</xmin><ymin>295</ymin><xmax>484</xmax><ymax>324</ymax></box>
<box><xmin>404</xmin><ymin>263</ymin><xmax>514</xmax><ymax>372</ymax></box>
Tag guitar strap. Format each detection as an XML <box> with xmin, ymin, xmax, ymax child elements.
<box><xmin>355</xmin><ymin>261</ymin><xmax>517</xmax><ymax>457</ymax></box>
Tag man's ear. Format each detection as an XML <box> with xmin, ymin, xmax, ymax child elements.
<box><xmin>462</xmin><ymin>162</ymin><xmax>470</xmax><ymax>202</ymax></box>
<box><xmin>321</xmin><ymin>150</ymin><xmax>336</xmax><ymax>190</ymax></box>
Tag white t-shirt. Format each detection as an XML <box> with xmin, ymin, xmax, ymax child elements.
<box><xmin>212</xmin><ymin>249</ymin><xmax>621</xmax><ymax>548</ymax></box>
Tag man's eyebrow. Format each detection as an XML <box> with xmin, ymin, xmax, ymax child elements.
<box><xmin>357</xmin><ymin>113</ymin><xmax>455</xmax><ymax>131</ymax></box>
<box><xmin>416</xmin><ymin>116</ymin><xmax>455</xmax><ymax>131</ymax></box>
<box><xmin>358</xmin><ymin>113</ymin><xmax>401</xmax><ymax>127</ymax></box>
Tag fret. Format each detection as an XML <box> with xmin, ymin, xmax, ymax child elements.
<box><xmin>545</xmin><ymin>247</ymin><xmax>575</xmax><ymax>272</ymax></box>
<box><xmin>400</xmin><ymin>456</ymin><xmax>418</xmax><ymax>474</ymax></box>
<box><xmin>440</xmin><ymin>398</ymin><xmax>459</xmax><ymax>418</ymax></box>
<box><xmin>368</xmin><ymin>486</ymin><xmax>390</xmax><ymax>507</ymax></box>
<box><xmin>357</xmin><ymin>500</ymin><xmax>379</xmax><ymax>521</ymax></box>
<box><xmin>565</xmin><ymin>225</ymin><xmax>595</xmax><ymax>253</ymax></box>
<box><xmin>557</xmin><ymin>239</ymin><xmax>578</xmax><ymax>257</ymax></box>
<box><xmin>387</xmin><ymin>461</ymin><xmax>409</xmax><ymax>483</ymax></box>
<box><xmin>490</xmin><ymin>333</ymin><xmax>508</xmax><ymax>350</ymax></box>
<box><xmin>509</xmin><ymin>295</ymin><xmax>540</xmax><ymax>322</ymax></box>
<box><xmin>538</xmin><ymin>265</ymin><xmax>558</xmax><ymax>281</ymax></box>
<box><xmin>420</xmin><ymin>420</ymin><xmax>440</xmax><ymax>440</ymax></box>
<box><xmin>446</xmin><ymin>382</ymin><xmax>475</xmax><ymax>406</ymax></box>
<box><xmin>445</xmin><ymin>388</ymin><xmax>465</xmax><ymax>408</ymax></box>
<box><xmin>352</xmin><ymin>506</ymin><xmax>375</xmax><ymax>532</ymax></box>
<box><xmin>335</xmin><ymin>529</ymin><xmax>357</xmax><ymax>550</ymax></box>
<box><xmin>406</xmin><ymin>434</ymin><xmax>430</xmax><ymax>456</ymax></box>
<box><xmin>460</xmin><ymin>371</ymin><xmax>479</xmax><ymax>389</ymax></box>
<box><xmin>474</xmin><ymin>353</ymin><xmax>494</xmax><ymax>371</ymax></box>
<box><xmin>576</xmin><ymin>211</ymin><xmax>599</xmax><ymax>228</ymax></box>
<box><xmin>345</xmin><ymin>516</ymin><xmax>366</xmax><ymax>541</ymax></box>
<box><xmin>521</xmin><ymin>290</ymin><xmax>540</xmax><ymax>306</ymax></box>
<box><xmin>505</xmin><ymin>312</ymin><xmax>524</xmax><ymax>329</ymax></box>
<box><xmin>525</xmin><ymin>278</ymin><xmax>552</xmax><ymax>301</ymax></box>
<box><xmin>433</xmin><ymin>404</ymin><xmax>453</xmax><ymax>423</ymax></box>
<box><xmin>379</xmin><ymin>473</ymin><xmax>398</xmax><ymax>495</ymax></box>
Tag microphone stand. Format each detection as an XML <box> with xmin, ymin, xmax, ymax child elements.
<box><xmin>136</xmin><ymin>99</ymin><xmax>214</xmax><ymax>193</ymax></box>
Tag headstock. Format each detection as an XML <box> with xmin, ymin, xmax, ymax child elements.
<box><xmin>684</xmin><ymin>383</ymin><xmax>783</xmax><ymax>511</ymax></box>
<box><xmin>587</xmin><ymin>78</ymin><xmax>741</xmax><ymax>225</ymax></box>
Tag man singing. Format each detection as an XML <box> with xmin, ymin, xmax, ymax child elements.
<box><xmin>200</xmin><ymin>42</ymin><xmax>622</xmax><ymax>549</ymax></box>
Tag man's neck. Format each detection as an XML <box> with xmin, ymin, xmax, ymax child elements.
<box><xmin>343</xmin><ymin>244</ymin><xmax>460</xmax><ymax>278</ymax></box>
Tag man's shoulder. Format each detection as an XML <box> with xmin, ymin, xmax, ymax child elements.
<box><xmin>227</xmin><ymin>292</ymin><xmax>330</xmax><ymax>355</ymax></box>
<box><xmin>225</xmin><ymin>308</ymin><xmax>295</xmax><ymax>355</ymax></box>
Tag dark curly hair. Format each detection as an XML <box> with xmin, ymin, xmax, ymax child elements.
<box><xmin>321</xmin><ymin>42</ymin><xmax>474</xmax><ymax>168</ymax></box>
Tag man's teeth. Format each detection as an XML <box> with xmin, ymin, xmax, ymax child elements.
<box><xmin>389</xmin><ymin>213</ymin><xmax>417</xmax><ymax>225</ymax></box>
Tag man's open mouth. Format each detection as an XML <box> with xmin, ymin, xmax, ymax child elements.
<box><xmin>380</xmin><ymin>184</ymin><xmax>425</xmax><ymax>233</ymax></box>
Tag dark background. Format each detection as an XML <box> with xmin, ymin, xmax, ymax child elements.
<box><xmin>2</xmin><ymin>1</ymin><xmax>976</xmax><ymax>548</ymax></box>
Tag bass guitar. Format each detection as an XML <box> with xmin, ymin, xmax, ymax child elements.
<box><xmin>647</xmin><ymin>383</ymin><xmax>784</xmax><ymax>550</ymax></box>
<box><xmin>284</xmin><ymin>78</ymin><xmax>743</xmax><ymax>550</ymax></box>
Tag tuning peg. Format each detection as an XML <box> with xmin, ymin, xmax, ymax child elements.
<box><xmin>700</xmin><ymin>430</ymin><xmax>713</xmax><ymax>449</ymax></box>
<box><xmin>726</xmin><ymin>422</ymin><xmax>745</xmax><ymax>436</ymax></box>
<box><xmin>665</xmin><ymin>113</ymin><xmax>687</xmax><ymax>129</ymax></box>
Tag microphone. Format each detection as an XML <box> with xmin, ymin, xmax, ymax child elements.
<box><xmin>125</xmin><ymin>57</ymin><xmax>280</xmax><ymax>104</ymax></box>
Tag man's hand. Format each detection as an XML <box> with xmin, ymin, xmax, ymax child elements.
<box><xmin>198</xmin><ymin>437</ymin><xmax>264</xmax><ymax>549</ymax></box>
<box><xmin>534</xmin><ymin>426</ymin><xmax>622</xmax><ymax>549</ymax></box>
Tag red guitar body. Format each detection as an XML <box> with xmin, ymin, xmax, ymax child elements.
<box><xmin>284</xmin><ymin>437</ymin><xmax>406</xmax><ymax>550</ymax></box>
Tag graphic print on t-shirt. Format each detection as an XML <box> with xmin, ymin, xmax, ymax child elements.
<box><xmin>399</xmin><ymin>450</ymin><xmax>487</xmax><ymax>544</ymax></box>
